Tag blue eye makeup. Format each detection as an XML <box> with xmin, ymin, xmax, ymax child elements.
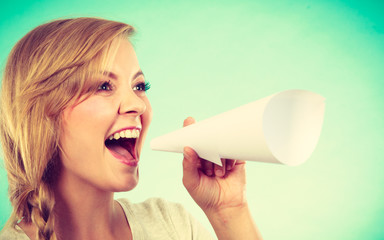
<box><xmin>133</xmin><ymin>81</ymin><xmax>151</xmax><ymax>92</ymax></box>
<box><xmin>96</xmin><ymin>80</ymin><xmax>150</xmax><ymax>93</ymax></box>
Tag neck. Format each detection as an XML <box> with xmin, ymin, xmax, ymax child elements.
<box><xmin>53</xmin><ymin>170</ymin><xmax>129</xmax><ymax>240</ymax></box>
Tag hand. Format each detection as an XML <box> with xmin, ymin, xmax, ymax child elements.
<box><xmin>182</xmin><ymin>117</ymin><xmax>247</xmax><ymax>214</ymax></box>
<box><xmin>182</xmin><ymin>117</ymin><xmax>262</xmax><ymax>240</ymax></box>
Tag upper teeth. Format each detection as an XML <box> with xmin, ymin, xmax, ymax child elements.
<box><xmin>109</xmin><ymin>129</ymin><xmax>140</xmax><ymax>140</ymax></box>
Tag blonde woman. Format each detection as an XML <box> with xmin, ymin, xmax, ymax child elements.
<box><xmin>0</xmin><ymin>18</ymin><xmax>262</xmax><ymax>240</ymax></box>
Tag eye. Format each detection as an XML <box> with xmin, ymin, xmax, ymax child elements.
<box><xmin>133</xmin><ymin>82</ymin><xmax>151</xmax><ymax>92</ymax></box>
<box><xmin>98</xmin><ymin>80</ymin><xmax>113</xmax><ymax>91</ymax></box>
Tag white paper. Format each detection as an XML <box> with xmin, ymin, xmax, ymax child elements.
<box><xmin>150</xmin><ymin>89</ymin><xmax>325</xmax><ymax>166</ymax></box>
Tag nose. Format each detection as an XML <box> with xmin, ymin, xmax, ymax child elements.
<box><xmin>118</xmin><ymin>90</ymin><xmax>146</xmax><ymax>116</ymax></box>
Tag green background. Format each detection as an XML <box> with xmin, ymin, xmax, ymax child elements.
<box><xmin>1</xmin><ymin>0</ymin><xmax>383</xmax><ymax>239</ymax></box>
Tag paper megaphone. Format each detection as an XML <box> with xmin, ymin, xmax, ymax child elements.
<box><xmin>150</xmin><ymin>89</ymin><xmax>325</xmax><ymax>166</ymax></box>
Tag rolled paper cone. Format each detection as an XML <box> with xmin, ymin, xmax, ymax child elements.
<box><xmin>150</xmin><ymin>89</ymin><xmax>325</xmax><ymax>166</ymax></box>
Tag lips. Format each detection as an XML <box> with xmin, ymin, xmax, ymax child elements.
<box><xmin>105</xmin><ymin>127</ymin><xmax>141</xmax><ymax>165</ymax></box>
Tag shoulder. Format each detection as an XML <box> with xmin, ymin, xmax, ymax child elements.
<box><xmin>117</xmin><ymin>197</ymin><xmax>179</xmax><ymax>209</ymax></box>
<box><xmin>117</xmin><ymin>197</ymin><xmax>189</xmax><ymax>222</ymax></box>
<box><xmin>116</xmin><ymin>198</ymin><xmax>214</xmax><ymax>240</ymax></box>
<box><xmin>0</xmin><ymin>224</ymin><xmax>30</xmax><ymax>240</ymax></box>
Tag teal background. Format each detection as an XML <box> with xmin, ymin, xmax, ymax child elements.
<box><xmin>1</xmin><ymin>0</ymin><xmax>383</xmax><ymax>239</ymax></box>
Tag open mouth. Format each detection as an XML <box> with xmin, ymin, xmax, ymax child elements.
<box><xmin>105</xmin><ymin>129</ymin><xmax>140</xmax><ymax>163</ymax></box>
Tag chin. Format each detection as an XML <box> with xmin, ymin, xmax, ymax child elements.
<box><xmin>112</xmin><ymin>169</ymin><xmax>139</xmax><ymax>192</ymax></box>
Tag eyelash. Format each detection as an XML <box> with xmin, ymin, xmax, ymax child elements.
<box><xmin>97</xmin><ymin>81</ymin><xmax>151</xmax><ymax>92</ymax></box>
<box><xmin>98</xmin><ymin>80</ymin><xmax>113</xmax><ymax>91</ymax></box>
<box><xmin>133</xmin><ymin>82</ymin><xmax>151</xmax><ymax>92</ymax></box>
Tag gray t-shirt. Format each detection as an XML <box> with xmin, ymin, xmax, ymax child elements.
<box><xmin>0</xmin><ymin>198</ymin><xmax>214</xmax><ymax>240</ymax></box>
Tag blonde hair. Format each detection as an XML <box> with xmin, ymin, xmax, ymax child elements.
<box><xmin>0</xmin><ymin>17</ymin><xmax>134</xmax><ymax>240</ymax></box>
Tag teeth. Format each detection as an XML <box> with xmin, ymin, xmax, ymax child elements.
<box><xmin>114</xmin><ymin>133</ymin><xmax>120</xmax><ymax>140</ymax></box>
<box><xmin>120</xmin><ymin>131</ymin><xmax>125</xmax><ymax>138</ymax></box>
<box><xmin>125</xmin><ymin>129</ymin><xmax>132</xmax><ymax>138</ymax></box>
<box><xmin>109</xmin><ymin>129</ymin><xmax>140</xmax><ymax>141</ymax></box>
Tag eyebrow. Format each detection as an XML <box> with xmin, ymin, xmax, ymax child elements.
<box><xmin>133</xmin><ymin>70</ymin><xmax>144</xmax><ymax>80</ymax></box>
<box><xmin>102</xmin><ymin>70</ymin><xmax>144</xmax><ymax>80</ymax></box>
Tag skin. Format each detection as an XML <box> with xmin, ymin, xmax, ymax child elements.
<box><xmin>183</xmin><ymin>118</ymin><xmax>263</xmax><ymax>240</ymax></box>
<box><xmin>19</xmin><ymin>39</ymin><xmax>262</xmax><ymax>239</ymax></box>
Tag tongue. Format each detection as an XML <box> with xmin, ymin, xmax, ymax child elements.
<box><xmin>107</xmin><ymin>144</ymin><xmax>134</xmax><ymax>160</ymax></box>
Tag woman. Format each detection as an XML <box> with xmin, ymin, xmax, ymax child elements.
<box><xmin>0</xmin><ymin>18</ymin><xmax>262</xmax><ymax>240</ymax></box>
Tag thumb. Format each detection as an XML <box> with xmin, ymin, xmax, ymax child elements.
<box><xmin>182</xmin><ymin>147</ymin><xmax>200</xmax><ymax>191</ymax></box>
<box><xmin>183</xmin><ymin>116</ymin><xmax>196</xmax><ymax>127</ymax></box>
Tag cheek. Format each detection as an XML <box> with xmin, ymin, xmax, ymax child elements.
<box><xmin>144</xmin><ymin>98</ymin><xmax>153</xmax><ymax>126</ymax></box>
<box><xmin>137</xmin><ymin>98</ymin><xmax>152</xmax><ymax>154</ymax></box>
<box><xmin>64</xmin><ymin>97</ymin><xmax>117</xmax><ymax>132</ymax></box>
<box><xmin>141</xmin><ymin>98</ymin><xmax>152</xmax><ymax>136</ymax></box>
<box><xmin>60</xmin><ymin>97</ymin><xmax>117</xmax><ymax>161</ymax></box>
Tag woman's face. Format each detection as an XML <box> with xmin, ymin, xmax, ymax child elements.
<box><xmin>59</xmin><ymin>39</ymin><xmax>152</xmax><ymax>192</ymax></box>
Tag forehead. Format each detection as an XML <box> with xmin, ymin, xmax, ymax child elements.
<box><xmin>106</xmin><ymin>39</ymin><xmax>140</xmax><ymax>79</ymax></box>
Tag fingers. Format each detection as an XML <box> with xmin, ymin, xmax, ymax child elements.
<box><xmin>182</xmin><ymin>146</ymin><xmax>200</xmax><ymax>190</ymax></box>
<box><xmin>182</xmin><ymin>117</ymin><xmax>239</xmax><ymax>178</ymax></box>
<box><xmin>183</xmin><ymin>117</ymin><xmax>196</xmax><ymax>127</ymax></box>
<box><xmin>200</xmin><ymin>158</ymin><xmax>237</xmax><ymax>177</ymax></box>
<box><xmin>201</xmin><ymin>159</ymin><xmax>214</xmax><ymax>176</ymax></box>
<box><xmin>184</xmin><ymin>146</ymin><xmax>240</xmax><ymax>178</ymax></box>
<box><xmin>213</xmin><ymin>159</ymin><xmax>226</xmax><ymax>177</ymax></box>
<box><xmin>182</xmin><ymin>118</ymin><xmax>199</xmax><ymax>191</ymax></box>
<box><xmin>226</xmin><ymin>159</ymin><xmax>236</xmax><ymax>171</ymax></box>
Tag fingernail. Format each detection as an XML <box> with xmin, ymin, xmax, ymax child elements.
<box><xmin>215</xmin><ymin>169</ymin><xmax>223</xmax><ymax>176</ymax></box>
<box><xmin>226</xmin><ymin>165</ymin><xmax>232</xmax><ymax>171</ymax></box>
